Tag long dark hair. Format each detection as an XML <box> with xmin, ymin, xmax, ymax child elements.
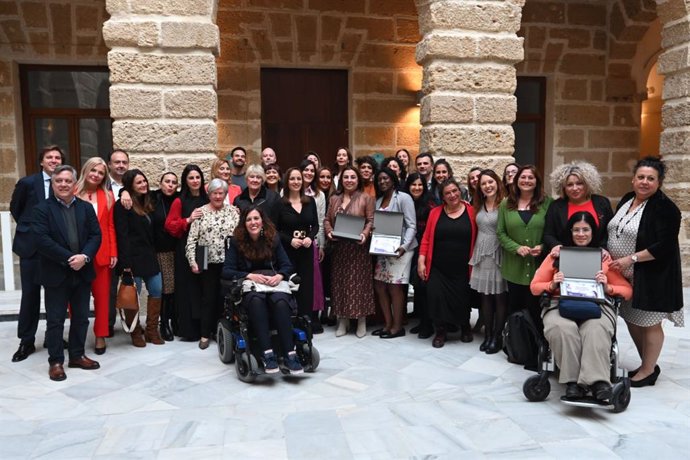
<box><xmin>472</xmin><ymin>169</ymin><xmax>506</xmax><ymax>214</ymax></box>
<box><xmin>122</xmin><ymin>169</ymin><xmax>154</xmax><ymax>216</ymax></box>
<box><xmin>180</xmin><ymin>164</ymin><xmax>208</xmax><ymax>201</ymax></box>
<box><xmin>430</xmin><ymin>158</ymin><xmax>453</xmax><ymax>195</ymax></box>
<box><xmin>281</xmin><ymin>167</ymin><xmax>310</xmax><ymax>204</ymax></box>
<box><xmin>298</xmin><ymin>159</ymin><xmax>317</xmax><ymax>195</ymax></box>
<box><xmin>506</xmin><ymin>164</ymin><xmax>545</xmax><ymax>211</ymax></box>
<box><xmin>233</xmin><ymin>206</ymin><xmax>277</xmax><ymax>262</ymax></box>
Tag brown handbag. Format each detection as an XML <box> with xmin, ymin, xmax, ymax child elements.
<box><xmin>116</xmin><ymin>271</ymin><xmax>140</xmax><ymax>332</ymax></box>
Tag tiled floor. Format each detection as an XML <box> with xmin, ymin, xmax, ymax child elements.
<box><xmin>1</xmin><ymin>290</ymin><xmax>689</xmax><ymax>459</ymax></box>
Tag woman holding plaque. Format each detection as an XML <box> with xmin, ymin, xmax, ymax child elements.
<box><xmin>371</xmin><ymin>168</ymin><xmax>417</xmax><ymax>339</ymax></box>
<box><xmin>324</xmin><ymin>166</ymin><xmax>375</xmax><ymax>338</ymax></box>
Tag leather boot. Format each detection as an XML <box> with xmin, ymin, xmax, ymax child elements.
<box><xmin>355</xmin><ymin>317</ymin><xmax>366</xmax><ymax>338</ymax></box>
<box><xmin>145</xmin><ymin>297</ymin><xmax>165</xmax><ymax>345</ymax></box>
<box><xmin>486</xmin><ymin>334</ymin><xmax>502</xmax><ymax>354</ymax></box>
<box><xmin>159</xmin><ymin>295</ymin><xmax>174</xmax><ymax>341</ymax></box>
<box><xmin>124</xmin><ymin>309</ymin><xmax>146</xmax><ymax>348</ymax></box>
<box><xmin>335</xmin><ymin>318</ymin><xmax>348</xmax><ymax>337</ymax></box>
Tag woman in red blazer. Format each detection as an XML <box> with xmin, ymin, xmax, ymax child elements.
<box><xmin>417</xmin><ymin>178</ymin><xmax>477</xmax><ymax>348</ymax></box>
<box><xmin>76</xmin><ymin>157</ymin><xmax>118</xmax><ymax>355</ymax></box>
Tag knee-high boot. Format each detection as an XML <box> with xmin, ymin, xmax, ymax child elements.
<box><xmin>145</xmin><ymin>297</ymin><xmax>165</xmax><ymax>345</ymax></box>
<box><xmin>124</xmin><ymin>309</ymin><xmax>146</xmax><ymax>347</ymax></box>
<box><xmin>159</xmin><ymin>294</ymin><xmax>174</xmax><ymax>341</ymax></box>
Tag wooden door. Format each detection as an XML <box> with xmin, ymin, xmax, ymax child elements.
<box><xmin>261</xmin><ymin>68</ymin><xmax>348</xmax><ymax>170</ymax></box>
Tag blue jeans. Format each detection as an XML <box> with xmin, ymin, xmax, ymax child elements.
<box><xmin>134</xmin><ymin>273</ymin><xmax>162</xmax><ymax>299</ymax></box>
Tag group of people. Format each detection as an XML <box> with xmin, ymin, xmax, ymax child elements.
<box><xmin>9</xmin><ymin>144</ymin><xmax>684</xmax><ymax>391</ymax></box>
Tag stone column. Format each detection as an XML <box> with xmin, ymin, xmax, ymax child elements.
<box><xmin>657</xmin><ymin>0</ymin><xmax>690</xmax><ymax>284</ymax></box>
<box><xmin>415</xmin><ymin>0</ymin><xmax>524</xmax><ymax>176</ymax></box>
<box><xmin>102</xmin><ymin>0</ymin><xmax>220</xmax><ymax>178</ymax></box>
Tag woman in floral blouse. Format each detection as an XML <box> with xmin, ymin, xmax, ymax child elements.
<box><xmin>185</xmin><ymin>178</ymin><xmax>240</xmax><ymax>349</ymax></box>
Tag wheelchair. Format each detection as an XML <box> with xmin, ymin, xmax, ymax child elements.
<box><xmin>522</xmin><ymin>294</ymin><xmax>631</xmax><ymax>413</ymax></box>
<box><xmin>216</xmin><ymin>276</ymin><xmax>320</xmax><ymax>383</ymax></box>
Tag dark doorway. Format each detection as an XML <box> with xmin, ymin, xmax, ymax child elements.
<box><xmin>261</xmin><ymin>68</ymin><xmax>348</xmax><ymax>170</ymax></box>
<box><xmin>513</xmin><ymin>76</ymin><xmax>546</xmax><ymax>173</ymax></box>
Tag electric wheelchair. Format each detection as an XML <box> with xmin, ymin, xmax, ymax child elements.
<box><xmin>216</xmin><ymin>276</ymin><xmax>320</xmax><ymax>383</ymax></box>
<box><xmin>522</xmin><ymin>294</ymin><xmax>631</xmax><ymax>413</ymax></box>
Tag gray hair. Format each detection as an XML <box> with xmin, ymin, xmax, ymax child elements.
<box><xmin>53</xmin><ymin>165</ymin><xmax>77</xmax><ymax>182</ymax></box>
<box><xmin>208</xmin><ymin>178</ymin><xmax>229</xmax><ymax>194</ymax></box>
<box><xmin>245</xmin><ymin>164</ymin><xmax>266</xmax><ymax>183</ymax></box>
<box><xmin>549</xmin><ymin>161</ymin><xmax>602</xmax><ymax>199</ymax></box>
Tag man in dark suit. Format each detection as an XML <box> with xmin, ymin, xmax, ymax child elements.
<box><xmin>32</xmin><ymin>165</ymin><xmax>102</xmax><ymax>381</ymax></box>
<box><xmin>10</xmin><ymin>145</ymin><xmax>64</xmax><ymax>362</ymax></box>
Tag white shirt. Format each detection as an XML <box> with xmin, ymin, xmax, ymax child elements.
<box><xmin>42</xmin><ymin>171</ymin><xmax>51</xmax><ymax>199</ymax></box>
<box><xmin>110</xmin><ymin>175</ymin><xmax>123</xmax><ymax>201</ymax></box>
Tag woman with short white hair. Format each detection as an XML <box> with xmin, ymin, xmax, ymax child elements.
<box><xmin>233</xmin><ymin>164</ymin><xmax>280</xmax><ymax>224</ymax></box>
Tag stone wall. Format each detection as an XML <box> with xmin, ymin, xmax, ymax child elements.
<box><xmin>0</xmin><ymin>0</ymin><xmax>108</xmax><ymax>209</ymax></box>
<box><xmin>519</xmin><ymin>0</ymin><xmax>655</xmax><ymax>199</ymax></box>
<box><xmin>415</xmin><ymin>0</ymin><xmax>524</xmax><ymax>178</ymax></box>
<box><xmin>215</xmin><ymin>0</ymin><xmax>421</xmax><ymax>163</ymax></box>
<box><xmin>102</xmin><ymin>0</ymin><xmax>220</xmax><ymax>180</ymax></box>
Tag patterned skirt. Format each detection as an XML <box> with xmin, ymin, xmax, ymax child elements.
<box><xmin>330</xmin><ymin>240</ymin><xmax>375</xmax><ymax>318</ymax></box>
<box><xmin>374</xmin><ymin>251</ymin><xmax>413</xmax><ymax>284</ymax></box>
<box><xmin>157</xmin><ymin>251</ymin><xmax>175</xmax><ymax>294</ymax></box>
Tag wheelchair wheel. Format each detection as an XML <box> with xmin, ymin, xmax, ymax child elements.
<box><xmin>523</xmin><ymin>375</ymin><xmax>551</xmax><ymax>402</ymax></box>
<box><xmin>235</xmin><ymin>352</ymin><xmax>258</xmax><ymax>383</ymax></box>
<box><xmin>217</xmin><ymin>320</ymin><xmax>235</xmax><ymax>364</ymax></box>
<box><xmin>611</xmin><ymin>379</ymin><xmax>631</xmax><ymax>413</ymax></box>
<box><xmin>304</xmin><ymin>344</ymin><xmax>320</xmax><ymax>372</ymax></box>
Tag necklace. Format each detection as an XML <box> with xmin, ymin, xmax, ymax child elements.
<box><xmin>614</xmin><ymin>199</ymin><xmax>647</xmax><ymax>238</ymax></box>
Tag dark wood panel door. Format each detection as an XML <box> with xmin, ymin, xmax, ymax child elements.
<box><xmin>261</xmin><ymin>68</ymin><xmax>348</xmax><ymax>170</ymax></box>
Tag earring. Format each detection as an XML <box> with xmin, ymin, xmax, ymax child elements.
<box><xmin>260</xmin><ymin>227</ymin><xmax>265</xmax><ymax>237</ymax></box>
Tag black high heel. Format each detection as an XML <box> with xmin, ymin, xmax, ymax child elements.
<box><xmin>630</xmin><ymin>365</ymin><xmax>661</xmax><ymax>388</ymax></box>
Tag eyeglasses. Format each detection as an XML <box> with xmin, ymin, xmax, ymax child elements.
<box><xmin>571</xmin><ymin>228</ymin><xmax>592</xmax><ymax>234</ymax></box>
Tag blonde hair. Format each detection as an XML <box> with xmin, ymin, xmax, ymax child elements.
<box><xmin>549</xmin><ymin>161</ymin><xmax>602</xmax><ymax>199</ymax></box>
<box><xmin>210</xmin><ymin>158</ymin><xmax>232</xmax><ymax>184</ymax></box>
<box><xmin>75</xmin><ymin>157</ymin><xmax>113</xmax><ymax>209</ymax></box>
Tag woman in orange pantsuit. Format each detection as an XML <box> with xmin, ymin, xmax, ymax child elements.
<box><xmin>75</xmin><ymin>157</ymin><xmax>118</xmax><ymax>355</ymax></box>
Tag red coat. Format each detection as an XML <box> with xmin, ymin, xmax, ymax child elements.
<box><xmin>419</xmin><ymin>202</ymin><xmax>477</xmax><ymax>279</ymax></box>
<box><xmin>94</xmin><ymin>189</ymin><xmax>117</xmax><ymax>267</ymax></box>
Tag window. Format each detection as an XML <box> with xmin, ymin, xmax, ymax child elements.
<box><xmin>513</xmin><ymin>77</ymin><xmax>546</xmax><ymax>172</ymax></box>
<box><xmin>20</xmin><ymin>65</ymin><xmax>112</xmax><ymax>174</ymax></box>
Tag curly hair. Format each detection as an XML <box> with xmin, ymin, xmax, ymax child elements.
<box><xmin>549</xmin><ymin>161</ymin><xmax>602</xmax><ymax>199</ymax></box>
<box><xmin>233</xmin><ymin>206</ymin><xmax>277</xmax><ymax>262</ymax></box>
<box><xmin>633</xmin><ymin>156</ymin><xmax>666</xmax><ymax>185</ymax></box>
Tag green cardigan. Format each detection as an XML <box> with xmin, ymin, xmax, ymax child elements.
<box><xmin>496</xmin><ymin>196</ymin><xmax>553</xmax><ymax>285</ymax></box>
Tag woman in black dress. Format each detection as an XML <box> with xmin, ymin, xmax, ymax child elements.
<box><xmin>152</xmin><ymin>171</ymin><xmax>179</xmax><ymax>341</ymax></box>
<box><xmin>404</xmin><ymin>173</ymin><xmax>437</xmax><ymax>338</ymax></box>
<box><xmin>164</xmin><ymin>164</ymin><xmax>209</xmax><ymax>341</ymax></box>
<box><xmin>274</xmin><ymin>168</ymin><xmax>320</xmax><ymax>328</ymax></box>
<box><xmin>418</xmin><ymin>179</ymin><xmax>477</xmax><ymax>348</ymax></box>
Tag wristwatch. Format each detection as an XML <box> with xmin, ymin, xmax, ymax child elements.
<box><xmin>630</xmin><ymin>254</ymin><xmax>638</xmax><ymax>263</ymax></box>
<box><xmin>83</xmin><ymin>254</ymin><xmax>91</xmax><ymax>263</ymax></box>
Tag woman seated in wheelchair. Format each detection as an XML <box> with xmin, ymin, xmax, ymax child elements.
<box><xmin>530</xmin><ymin>211</ymin><xmax>631</xmax><ymax>401</ymax></box>
<box><xmin>222</xmin><ymin>206</ymin><xmax>304</xmax><ymax>375</ymax></box>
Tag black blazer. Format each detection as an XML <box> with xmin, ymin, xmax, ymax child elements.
<box><xmin>233</xmin><ymin>186</ymin><xmax>280</xmax><ymax>225</ymax></box>
<box><xmin>31</xmin><ymin>197</ymin><xmax>101</xmax><ymax>287</ymax></box>
<box><xmin>10</xmin><ymin>173</ymin><xmax>50</xmax><ymax>258</ymax></box>
<box><xmin>543</xmin><ymin>194</ymin><xmax>613</xmax><ymax>252</ymax></box>
<box><xmin>114</xmin><ymin>201</ymin><xmax>160</xmax><ymax>277</ymax></box>
<box><xmin>617</xmin><ymin>190</ymin><xmax>683</xmax><ymax>313</ymax></box>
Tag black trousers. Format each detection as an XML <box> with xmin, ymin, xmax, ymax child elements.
<box><xmin>17</xmin><ymin>256</ymin><xmax>42</xmax><ymax>345</ymax></box>
<box><xmin>199</xmin><ymin>263</ymin><xmax>222</xmax><ymax>338</ymax></box>
<box><xmin>45</xmin><ymin>274</ymin><xmax>91</xmax><ymax>364</ymax></box>
<box><xmin>243</xmin><ymin>292</ymin><xmax>294</xmax><ymax>357</ymax></box>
